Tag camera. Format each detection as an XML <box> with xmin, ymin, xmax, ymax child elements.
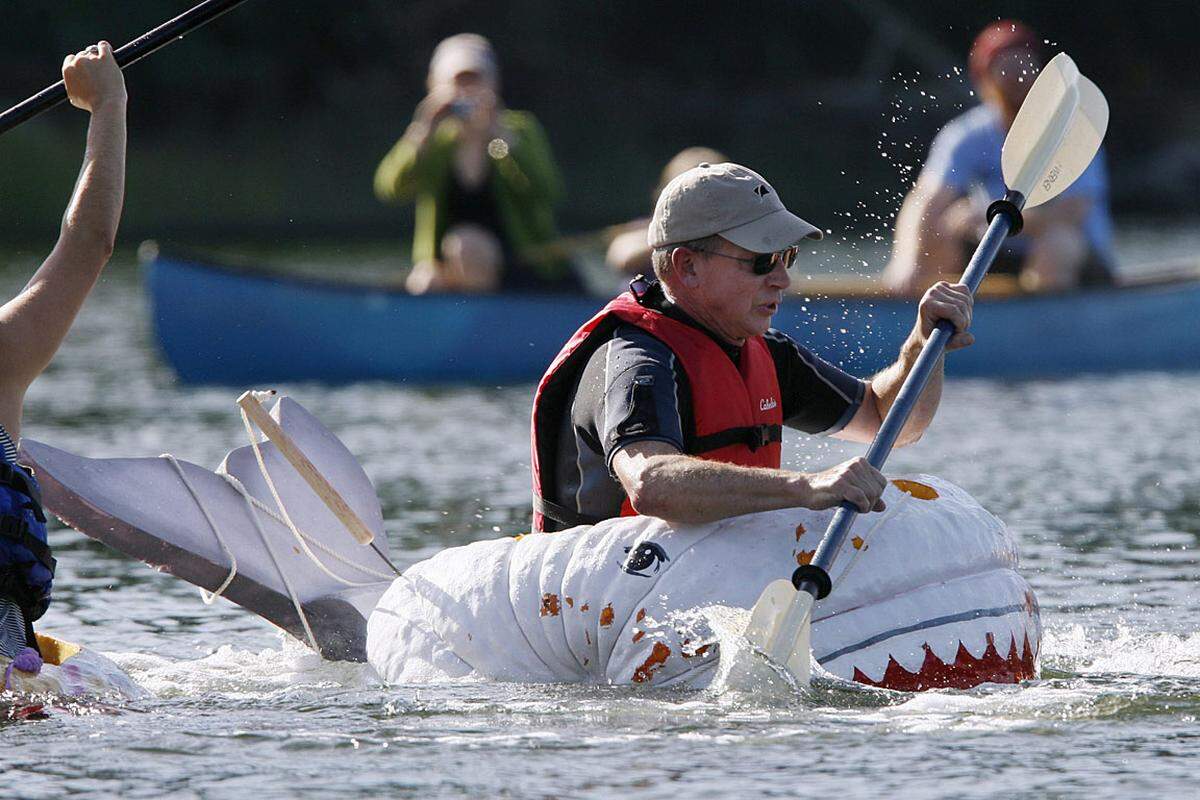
<box><xmin>449</xmin><ymin>98</ymin><xmax>477</xmax><ymax>118</ymax></box>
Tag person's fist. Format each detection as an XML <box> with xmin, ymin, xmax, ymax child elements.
<box><xmin>63</xmin><ymin>41</ymin><xmax>127</xmax><ymax>113</ymax></box>
<box><xmin>917</xmin><ymin>281</ymin><xmax>975</xmax><ymax>351</ymax></box>
<box><xmin>803</xmin><ymin>456</ymin><xmax>888</xmax><ymax>513</ymax></box>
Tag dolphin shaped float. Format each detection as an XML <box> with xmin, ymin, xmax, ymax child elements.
<box><xmin>20</xmin><ymin>395</ymin><xmax>1040</xmax><ymax>690</ymax></box>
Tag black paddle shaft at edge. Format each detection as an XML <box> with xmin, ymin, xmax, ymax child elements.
<box><xmin>0</xmin><ymin>0</ymin><xmax>254</xmax><ymax>136</ymax></box>
<box><xmin>792</xmin><ymin>190</ymin><xmax>1027</xmax><ymax>602</ymax></box>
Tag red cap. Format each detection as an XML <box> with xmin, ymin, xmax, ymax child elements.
<box><xmin>968</xmin><ymin>20</ymin><xmax>1043</xmax><ymax>82</ymax></box>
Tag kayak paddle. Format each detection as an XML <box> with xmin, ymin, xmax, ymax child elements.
<box><xmin>0</xmin><ymin>0</ymin><xmax>256</xmax><ymax>136</ymax></box>
<box><xmin>744</xmin><ymin>52</ymin><xmax>1109</xmax><ymax>688</ymax></box>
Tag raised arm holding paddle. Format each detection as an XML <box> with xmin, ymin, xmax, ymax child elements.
<box><xmin>0</xmin><ymin>0</ymin><xmax>255</xmax><ymax>671</ymax></box>
<box><xmin>0</xmin><ymin>42</ymin><xmax>127</xmax><ymax>665</ymax></box>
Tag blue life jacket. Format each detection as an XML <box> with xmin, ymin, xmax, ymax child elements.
<box><xmin>0</xmin><ymin>460</ymin><xmax>54</xmax><ymax>622</ymax></box>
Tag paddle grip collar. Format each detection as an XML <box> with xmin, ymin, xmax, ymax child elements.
<box><xmin>986</xmin><ymin>190</ymin><xmax>1026</xmax><ymax>237</ymax></box>
<box><xmin>791</xmin><ymin>564</ymin><xmax>832</xmax><ymax>599</ymax></box>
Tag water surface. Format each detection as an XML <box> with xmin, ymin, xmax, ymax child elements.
<box><xmin>1</xmin><ymin>237</ymin><xmax>1198</xmax><ymax>799</ymax></box>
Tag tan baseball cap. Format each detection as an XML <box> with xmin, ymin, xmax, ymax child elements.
<box><xmin>647</xmin><ymin>162</ymin><xmax>823</xmax><ymax>251</ymax></box>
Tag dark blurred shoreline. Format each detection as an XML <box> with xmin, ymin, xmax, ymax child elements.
<box><xmin>2</xmin><ymin>1</ymin><xmax>1197</xmax><ymax>247</ymax></box>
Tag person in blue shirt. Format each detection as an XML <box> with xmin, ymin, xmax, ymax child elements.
<box><xmin>883</xmin><ymin>21</ymin><xmax>1115</xmax><ymax>296</ymax></box>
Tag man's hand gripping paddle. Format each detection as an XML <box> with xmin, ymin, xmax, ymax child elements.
<box><xmin>744</xmin><ymin>54</ymin><xmax>1109</xmax><ymax>688</ymax></box>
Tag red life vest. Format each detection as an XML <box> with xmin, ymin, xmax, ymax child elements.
<box><xmin>531</xmin><ymin>284</ymin><xmax>783</xmax><ymax>532</ymax></box>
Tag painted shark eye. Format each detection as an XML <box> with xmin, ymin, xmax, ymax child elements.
<box><xmin>621</xmin><ymin>542</ymin><xmax>670</xmax><ymax>577</ymax></box>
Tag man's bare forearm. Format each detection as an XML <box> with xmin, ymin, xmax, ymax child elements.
<box><xmin>868</xmin><ymin>326</ymin><xmax>942</xmax><ymax>446</ymax></box>
<box><xmin>617</xmin><ymin>449</ymin><xmax>893</xmax><ymax>525</ymax></box>
<box><xmin>0</xmin><ymin>99</ymin><xmax>126</xmax><ymax>427</ymax></box>
<box><xmin>0</xmin><ymin>43</ymin><xmax>127</xmax><ymax>435</ymax></box>
<box><xmin>627</xmin><ymin>454</ymin><xmax>814</xmax><ymax>524</ymax></box>
<box><xmin>11</xmin><ymin>100</ymin><xmax>127</xmax><ymax>377</ymax></box>
<box><xmin>59</xmin><ymin>100</ymin><xmax>127</xmax><ymax>257</ymax></box>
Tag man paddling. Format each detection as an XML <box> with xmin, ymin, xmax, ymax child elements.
<box><xmin>882</xmin><ymin>21</ymin><xmax>1115</xmax><ymax>296</ymax></box>
<box><xmin>531</xmin><ymin>162</ymin><xmax>974</xmax><ymax>532</ymax></box>
<box><xmin>0</xmin><ymin>43</ymin><xmax>126</xmax><ymax>659</ymax></box>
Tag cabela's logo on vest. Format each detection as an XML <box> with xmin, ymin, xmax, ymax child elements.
<box><xmin>759</xmin><ymin>396</ymin><xmax>778</xmax><ymax>411</ymax></box>
<box><xmin>622</xmin><ymin>541</ymin><xmax>669</xmax><ymax>577</ymax></box>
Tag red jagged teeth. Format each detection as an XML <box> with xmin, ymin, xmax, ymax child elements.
<box><xmin>851</xmin><ymin>631</ymin><xmax>1037</xmax><ymax>691</ymax></box>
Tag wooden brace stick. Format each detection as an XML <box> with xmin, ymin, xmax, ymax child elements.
<box><xmin>236</xmin><ymin>391</ymin><xmax>375</xmax><ymax>546</ymax></box>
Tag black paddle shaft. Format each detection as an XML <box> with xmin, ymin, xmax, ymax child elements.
<box><xmin>0</xmin><ymin>0</ymin><xmax>255</xmax><ymax>136</ymax></box>
<box><xmin>792</xmin><ymin>190</ymin><xmax>1026</xmax><ymax>601</ymax></box>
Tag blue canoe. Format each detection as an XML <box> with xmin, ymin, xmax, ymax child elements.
<box><xmin>145</xmin><ymin>253</ymin><xmax>1200</xmax><ymax>384</ymax></box>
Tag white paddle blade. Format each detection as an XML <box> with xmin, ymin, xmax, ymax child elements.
<box><xmin>745</xmin><ymin>579</ymin><xmax>796</xmax><ymax>647</ymax></box>
<box><xmin>785</xmin><ymin>611</ymin><xmax>812</xmax><ymax>686</ymax></box>
<box><xmin>1002</xmin><ymin>52</ymin><xmax>1109</xmax><ymax>209</ymax></box>
<box><xmin>744</xmin><ymin>579</ymin><xmax>813</xmax><ymax>687</ymax></box>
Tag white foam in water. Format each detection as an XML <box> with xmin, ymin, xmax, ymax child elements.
<box><xmin>111</xmin><ymin>633</ymin><xmax>377</xmax><ymax>700</ymax></box>
<box><xmin>836</xmin><ymin>621</ymin><xmax>1200</xmax><ymax>734</ymax></box>
<box><xmin>852</xmin><ymin>683</ymin><xmax>1094</xmax><ymax>733</ymax></box>
<box><xmin>1045</xmin><ymin>623</ymin><xmax>1200</xmax><ymax>679</ymax></box>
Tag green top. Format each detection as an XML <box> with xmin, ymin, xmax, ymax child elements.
<box><xmin>374</xmin><ymin>109</ymin><xmax>570</xmax><ymax>281</ymax></box>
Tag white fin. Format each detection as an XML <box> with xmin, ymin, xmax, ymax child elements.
<box><xmin>21</xmin><ymin>396</ymin><xmax>393</xmax><ymax>661</ymax></box>
<box><xmin>220</xmin><ymin>395</ymin><xmax>385</xmax><ymax>546</ymax></box>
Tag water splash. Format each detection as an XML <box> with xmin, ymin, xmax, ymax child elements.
<box><xmin>113</xmin><ymin>633</ymin><xmax>376</xmax><ymax>700</ymax></box>
<box><xmin>1045</xmin><ymin>624</ymin><xmax>1200</xmax><ymax>679</ymax></box>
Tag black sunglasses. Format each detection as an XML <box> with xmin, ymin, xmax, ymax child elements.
<box><xmin>688</xmin><ymin>246</ymin><xmax>798</xmax><ymax>276</ymax></box>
